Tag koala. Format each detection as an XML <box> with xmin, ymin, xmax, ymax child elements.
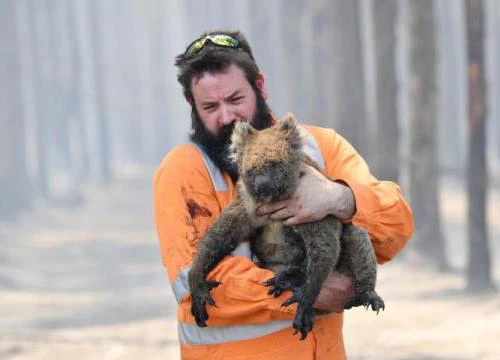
<box><xmin>188</xmin><ymin>113</ymin><xmax>384</xmax><ymax>339</ymax></box>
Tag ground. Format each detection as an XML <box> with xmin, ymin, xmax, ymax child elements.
<box><xmin>0</xmin><ymin>173</ymin><xmax>498</xmax><ymax>359</ymax></box>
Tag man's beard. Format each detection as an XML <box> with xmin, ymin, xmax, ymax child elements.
<box><xmin>189</xmin><ymin>89</ymin><xmax>273</xmax><ymax>183</ymax></box>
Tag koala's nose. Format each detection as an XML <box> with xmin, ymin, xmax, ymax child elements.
<box><xmin>254</xmin><ymin>174</ymin><xmax>273</xmax><ymax>197</ymax></box>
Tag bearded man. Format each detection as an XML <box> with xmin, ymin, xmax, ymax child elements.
<box><xmin>153</xmin><ymin>30</ymin><xmax>414</xmax><ymax>359</ymax></box>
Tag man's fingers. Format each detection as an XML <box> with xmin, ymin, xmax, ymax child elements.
<box><xmin>256</xmin><ymin>201</ymin><xmax>288</xmax><ymax>215</ymax></box>
<box><xmin>269</xmin><ymin>207</ymin><xmax>295</xmax><ymax>221</ymax></box>
<box><xmin>282</xmin><ymin>217</ymin><xmax>299</xmax><ymax>226</ymax></box>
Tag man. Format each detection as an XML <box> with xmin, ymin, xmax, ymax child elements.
<box><xmin>153</xmin><ymin>30</ymin><xmax>414</xmax><ymax>359</ymax></box>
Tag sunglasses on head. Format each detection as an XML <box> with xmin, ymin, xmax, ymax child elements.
<box><xmin>184</xmin><ymin>34</ymin><xmax>242</xmax><ymax>58</ymax></box>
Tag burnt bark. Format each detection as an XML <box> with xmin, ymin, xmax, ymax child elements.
<box><xmin>329</xmin><ymin>0</ymin><xmax>369</xmax><ymax>158</ymax></box>
<box><xmin>0</xmin><ymin>0</ymin><xmax>31</xmax><ymax>219</ymax></box>
<box><xmin>464</xmin><ymin>0</ymin><xmax>494</xmax><ymax>292</ymax></box>
<box><xmin>373</xmin><ymin>0</ymin><xmax>399</xmax><ymax>182</ymax></box>
<box><xmin>407</xmin><ymin>0</ymin><xmax>448</xmax><ymax>270</ymax></box>
<box><xmin>88</xmin><ymin>0</ymin><xmax>112</xmax><ymax>183</ymax></box>
<box><xmin>67</xmin><ymin>0</ymin><xmax>90</xmax><ymax>181</ymax></box>
<box><xmin>27</xmin><ymin>0</ymin><xmax>51</xmax><ymax>199</ymax></box>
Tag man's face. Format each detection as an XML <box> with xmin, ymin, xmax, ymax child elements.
<box><xmin>188</xmin><ymin>64</ymin><xmax>272</xmax><ymax>181</ymax></box>
<box><xmin>191</xmin><ymin>63</ymin><xmax>264</xmax><ymax>134</ymax></box>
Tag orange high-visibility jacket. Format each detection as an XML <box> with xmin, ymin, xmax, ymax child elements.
<box><xmin>153</xmin><ymin>124</ymin><xmax>414</xmax><ymax>359</ymax></box>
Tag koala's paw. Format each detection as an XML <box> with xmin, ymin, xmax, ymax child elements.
<box><xmin>263</xmin><ymin>276</ymin><xmax>284</xmax><ymax>297</ymax></box>
<box><xmin>344</xmin><ymin>291</ymin><xmax>385</xmax><ymax>314</ymax></box>
<box><xmin>293</xmin><ymin>306</ymin><xmax>315</xmax><ymax>340</ymax></box>
<box><xmin>367</xmin><ymin>293</ymin><xmax>385</xmax><ymax>314</ymax></box>
<box><xmin>190</xmin><ymin>280</ymin><xmax>221</xmax><ymax>327</ymax></box>
<box><xmin>263</xmin><ymin>268</ymin><xmax>305</xmax><ymax>298</ymax></box>
<box><xmin>282</xmin><ymin>286</ymin><xmax>304</xmax><ymax>307</ymax></box>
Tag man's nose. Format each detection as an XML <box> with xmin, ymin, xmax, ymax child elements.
<box><xmin>219</xmin><ymin>106</ymin><xmax>236</xmax><ymax>126</ymax></box>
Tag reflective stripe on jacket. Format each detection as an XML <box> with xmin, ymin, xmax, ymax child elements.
<box><xmin>153</xmin><ymin>124</ymin><xmax>414</xmax><ymax>359</ymax></box>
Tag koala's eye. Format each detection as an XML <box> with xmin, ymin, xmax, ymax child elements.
<box><xmin>299</xmin><ymin>171</ymin><xmax>306</xmax><ymax>178</ymax></box>
<box><xmin>265</xmin><ymin>160</ymin><xmax>280</xmax><ymax>169</ymax></box>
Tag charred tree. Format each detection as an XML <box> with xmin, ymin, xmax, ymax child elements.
<box><xmin>280</xmin><ymin>0</ymin><xmax>306</xmax><ymax>120</ymax></box>
<box><xmin>407</xmin><ymin>0</ymin><xmax>448</xmax><ymax>270</ymax></box>
<box><xmin>88</xmin><ymin>0</ymin><xmax>112</xmax><ymax>183</ymax></box>
<box><xmin>67</xmin><ymin>0</ymin><xmax>90</xmax><ymax>181</ymax></box>
<box><xmin>150</xmin><ymin>0</ymin><xmax>169</xmax><ymax>163</ymax></box>
<box><xmin>373</xmin><ymin>0</ymin><xmax>399</xmax><ymax>182</ymax></box>
<box><xmin>48</xmin><ymin>1</ymin><xmax>70</xmax><ymax>172</ymax></box>
<box><xmin>329</xmin><ymin>0</ymin><xmax>369</xmax><ymax>158</ymax></box>
<box><xmin>310</xmin><ymin>0</ymin><xmax>332</xmax><ymax>128</ymax></box>
<box><xmin>464</xmin><ymin>0</ymin><xmax>494</xmax><ymax>292</ymax></box>
<box><xmin>27</xmin><ymin>0</ymin><xmax>52</xmax><ymax>199</ymax></box>
<box><xmin>0</xmin><ymin>0</ymin><xmax>31</xmax><ymax>219</ymax></box>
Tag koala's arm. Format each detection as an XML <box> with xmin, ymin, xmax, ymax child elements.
<box><xmin>188</xmin><ymin>196</ymin><xmax>254</xmax><ymax>285</ymax></box>
<box><xmin>153</xmin><ymin>146</ymin><xmax>297</xmax><ymax>326</ymax></box>
<box><xmin>305</xmin><ymin>126</ymin><xmax>414</xmax><ymax>264</ymax></box>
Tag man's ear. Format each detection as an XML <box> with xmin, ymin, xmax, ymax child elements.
<box><xmin>256</xmin><ymin>73</ymin><xmax>268</xmax><ymax>100</ymax></box>
<box><xmin>186</xmin><ymin>96</ymin><xmax>194</xmax><ymax>106</ymax></box>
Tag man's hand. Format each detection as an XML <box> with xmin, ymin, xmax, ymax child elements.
<box><xmin>256</xmin><ymin>163</ymin><xmax>356</xmax><ymax>226</ymax></box>
<box><xmin>313</xmin><ymin>272</ymin><xmax>354</xmax><ymax>313</ymax></box>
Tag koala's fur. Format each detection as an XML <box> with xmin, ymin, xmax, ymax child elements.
<box><xmin>188</xmin><ymin>113</ymin><xmax>384</xmax><ymax>339</ymax></box>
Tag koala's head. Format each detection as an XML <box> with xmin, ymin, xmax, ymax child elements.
<box><xmin>230</xmin><ymin>113</ymin><xmax>303</xmax><ymax>203</ymax></box>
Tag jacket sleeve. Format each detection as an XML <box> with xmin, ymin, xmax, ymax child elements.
<box><xmin>153</xmin><ymin>146</ymin><xmax>296</xmax><ymax>326</ymax></box>
<box><xmin>315</xmin><ymin>128</ymin><xmax>414</xmax><ymax>264</ymax></box>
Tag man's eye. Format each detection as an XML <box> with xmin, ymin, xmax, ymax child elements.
<box><xmin>231</xmin><ymin>97</ymin><xmax>243</xmax><ymax>103</ymax></box>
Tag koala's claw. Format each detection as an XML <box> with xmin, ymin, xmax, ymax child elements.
<box><xmin>268</xmin><ymin>286</ymin><xmax>284</xmax><ymax>297</ymax></box>
<box><xmin>190</xmin><ymin>280</ymin><xmax>222</xmax><ymax>327</ymax></box>
<box><xmin>191</xmin><ymin>301</ymin><xmax>208</xmax><ymax>327</ymax></box>
<box><xmin>293</xmin><ymin>307</ymin><xmax>315</xmax><ymax>340</ymax></box>
<box><xmin>344</xmin><ymin>291</ymin><xmax>385</xmax><ymax>314</ymax></box>
<box><xmin>369</xmin><ymin>295</ymin><xmax>385</xmax><ymax>314</ymax></box>
<box><xmin>263</xmin><ymin>276</ymin><xmax>285</xmax><ymax>297</ymax></box>
<box><xmin>282</xmin><ymin>287</ymin><xmax>304</xmax><ymax>307</ymax></box>
<box><xmin>264</xmin><ymin>268</ymin><xmax>306</xmax><ymax>298</ymax></box>
<box><xmin>262</xmin><ymin>277</ymin><xmax>276</xmax><ymax>287</ymax></box>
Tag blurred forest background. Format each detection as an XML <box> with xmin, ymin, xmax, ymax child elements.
<box><xmin>1</xmin><ymin>0</ymin><xmax>499</xmax><ymax>359</ymax></box>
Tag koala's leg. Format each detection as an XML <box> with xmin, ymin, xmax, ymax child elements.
<box><xmin>263</xmin><ymin>227</ymin><xmax>307</xmax><ymax>297</ymax></box>
<box><xmin>284</xmin><ymin>217</ymin><xmax>342</xmax><ymax>339</ymax></box>
<box><xmin>341</xmin><ymin>224</ymin><xmax>385</xmax><ymax>313</ymax></box>
<box><xmin>188</xmin><ymin>198</ymin><xmax>255</xmax><ymax>327</ymax></box>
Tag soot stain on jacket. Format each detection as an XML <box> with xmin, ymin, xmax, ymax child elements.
<box><xmin>181</xmin><ymin>186</ymin><xmax>213</xmax><ymax>219</ymax></box>
<box><xmin>187</xmin><ymin>199</ymin><xmax>212</xmax><ymax>218</ymax></box>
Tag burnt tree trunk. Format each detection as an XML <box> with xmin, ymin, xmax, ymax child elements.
<box><xmin>330</xmin><ymin>0</ymin><xmax>369</xmax><ymax>158</ymax></box>
<box><xmin>407</xmin><ymin>0</ymin><xmax>448</xmax><ymax>270</ymax></box>
<box><xmin>88</xmin><ymin>0</ymin><xmax>112</xmax><ymax>183</ymax></box>
<box><xmin>374</xmin><ymin>0</ymin><xmax>399</xmax><ymax>182</ymax></box>
<box><xmin>0</xmin><ymin>0</ymin><xmax>31</xmax><ymax>219</ymax></box>
<box><xmin>67</xmin><ymin>0</ymin><xmax>90</xmax><ymax>181</ymax></box>
<box><xmin>464</xmin><ymin>0</ymin><xmax>494</xmax><ymax>292</ymax></box>
<box><xmin>281</xmin><ymin>0</ymin><xmax>307</xmax><ymax>120</ymax></box>
<box><xmin>28</xmin><ymin>0</ymin><xmax>51</xmax><ymax>199</ymax></box>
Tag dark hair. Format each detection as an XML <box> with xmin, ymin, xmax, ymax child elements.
<box><xmin>175</xmin><ymin>30</ymin><xmax>261</xmax><ymax>101</ymax></box>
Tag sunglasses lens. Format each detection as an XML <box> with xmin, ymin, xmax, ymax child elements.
<box><xmin>211</xmin><ymin>35</ymin><xmax>239</xmax><ymax>47</ymax></box>
<box><xmin>184</xmin><ymin>35</ymin><xmax>241</xmax><ymax>58</ymax></box>
<box><xmin>185</xmin><ymin>39</ymin><xmax>206</xmax><ymax>57</ymax></box>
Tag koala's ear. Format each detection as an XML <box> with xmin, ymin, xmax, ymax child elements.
<box><xmin>231</xmin><ymin>121</ymin><xmax>256</xmax><ymax>150</ymax></box>
<box><xmin>229</xmin><ymin>121</ymin><xmax>256</xmax><ymax>163</ymax></box>
<box><xmin>279</xmin><ymin>113</ymin><xmax>302</xmax><ymax>150</ymax></box>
